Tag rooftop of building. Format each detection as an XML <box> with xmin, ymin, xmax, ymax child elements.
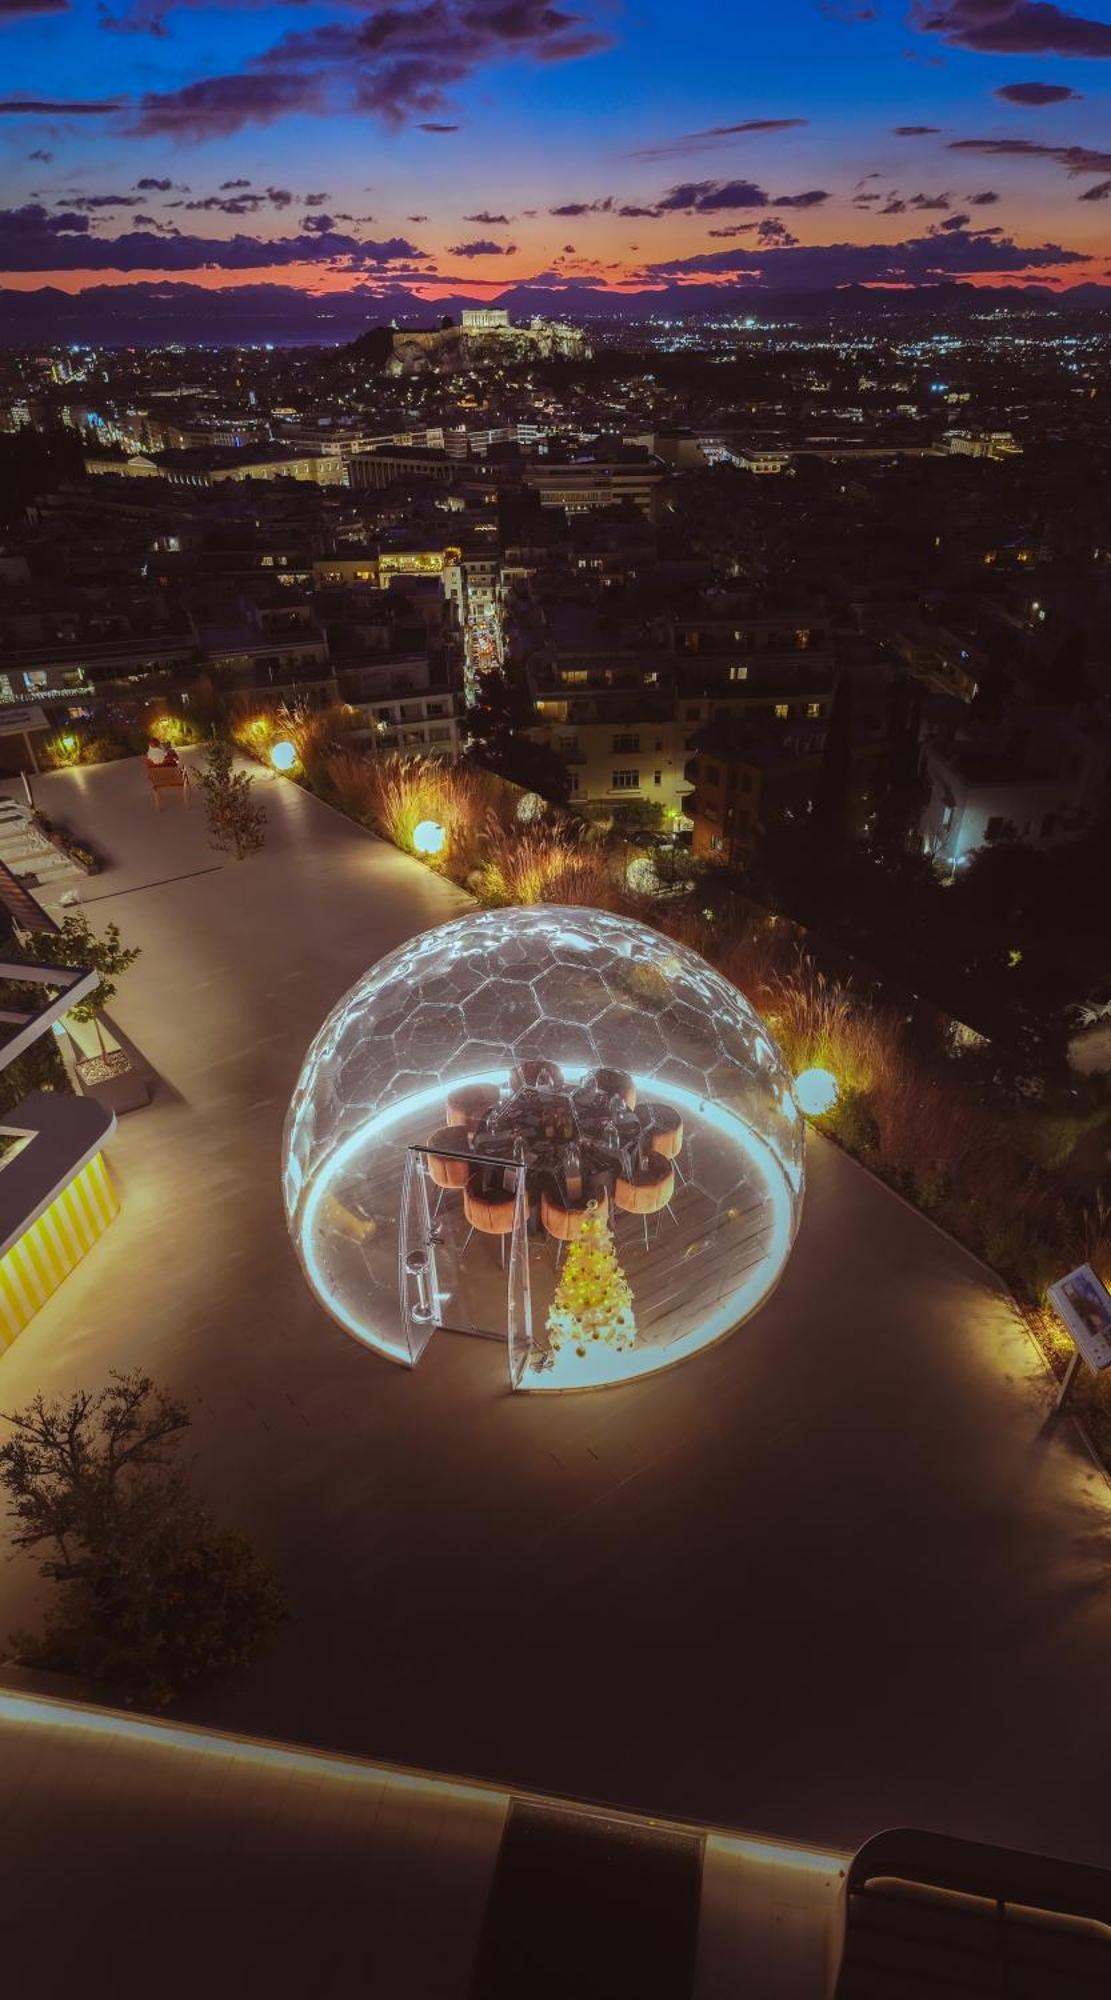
<box><xmin>2</xmin><ymin>730</ymin><xmax>1111</xmax><ymax>1888</ymax></box>
<box><xmin>353</xmin><ymin>443</ymin><xmax>454</xmax><ymax>463</ymax></box>
<box><xmin>157</xmin><ymin>442</ymin><xmax>333</xmax><ymax>471</ymax></box>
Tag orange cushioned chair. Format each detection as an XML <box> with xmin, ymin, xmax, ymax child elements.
<box><xmin>647</xmin><ymin>1104</ymin><xmax>684</xmax><ymax>1162</ymax></box>
<box><xmin>540</xmin><ymin>1183</ymin><xmax>609</xmax><ymax>1264</ymax></box>
<box><xmin>463</xmin><ymin>1167</ymin><xmax>517</xmax><ymax>1266</ymax></box>
<box><xmin>614</xmin><ymin>1152</ymin><xmax>675</xmax><ymax>1249</ymax></box>
<box><xmin>445</xmin><ymin>1083</ymin><xmax>500</xmax><ymax>1133</ymax></box>
<box><xmin>423</xmin><ymin>1125</ymin><xmax>471</xmax><ymax>1213</ymax></box>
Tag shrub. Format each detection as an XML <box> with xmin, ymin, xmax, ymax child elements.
<box><xmin>0</xmin><ymin>1005</ymin><xmax>69</xmax><ymax>1118</ymax></box>
<box><xmin>39</xmin><ymin>730</ymin><xmax>82</xmax><ymax>769</ymax></box>
<box><xmin>0</xmin><ymin>1371</ymin><xmax>285</xmax><ymax>1710</ymax></box>
<box><xmin>197</xmin><ymin>739</ymin><xmax>267</xmax><ymax>860</ymax></box>
<box><xmin>1019</xmin><ymin>1106</ymin><xmax>1106</xmax><ymax>1174</ymax></box>
<box><xmin>143</xmin><ymin>709</ymin><xmax>204</xmax><ymax>750</ymax></box>
<box><xmin>39</xmin><ymin>729</ymin><xmax>133</xmax><ymax>769</ymax></box>
<box><xmin>827</xmin><ymin>1085</ymin><xmax>880</xmax><ymax>1159</ymax></box>
<box><xmin>81</xmin><ymin>736</ymin><xmax>128</xmax><ymax>765</ymax></box>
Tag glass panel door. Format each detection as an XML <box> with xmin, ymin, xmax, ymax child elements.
<box><xmin>402</xmin><ymin>1144</ymin><xmax>531</xmax><ymax>1379</ymax></box>
<box><xmin>397</xmin><ymin>1146</ymin><xmax>440</xmax><ymax>1366</ymax></box>
<box><xmin>506</xmin><ymin>1167</ymin><xmax>534</xmax><ymax>1390</ymax></box>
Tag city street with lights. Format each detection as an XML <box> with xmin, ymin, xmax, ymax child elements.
<box><xmin>2</xmin><ymin>757</ymin><xmax>1111</xmax><ymax>1868</ymax></box>
<box><xmin>464</xmin><ymin>603</ymin><xmax>501</xmax><ymax>703</ymax></box>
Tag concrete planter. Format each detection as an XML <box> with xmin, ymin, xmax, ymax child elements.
<box><xmin>74</xmin><ymin>1048</ymin><xmax>151</xmax><ymax>1113</ymax></box>
<box><xmin>46</xmin><ymin>831</ymin><xmax>100</xmax><ymax>875</ymax></box>
<box><xmin>66</xmin><ymin>1013</ymin><xmax>152</xmax><ymax>1114</ymax></box>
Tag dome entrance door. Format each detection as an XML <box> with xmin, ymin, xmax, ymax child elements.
<box><xmin>400</xmin><ymin>1145</ymin><xmax>533</xmax><ymax>1385</ymax></box>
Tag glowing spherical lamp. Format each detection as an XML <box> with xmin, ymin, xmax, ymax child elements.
<box><xmin>794</xmin><ymin>1066</ymin><xmax>839</xmax><ymax>1117</ymax></box>
<box><xmin>412</xmin><ymin>819</ymin><xmax>447</xmax><ymax>857</ymax></box>
<box><xmin>625</xmin><ymin>854</ymin><xmax>659</xmax><ymax>896</ymax></box>
<box><xmin>270</xmin><ymin>739</ymin><xmax>297</xmax><ymax>773</ymax></box>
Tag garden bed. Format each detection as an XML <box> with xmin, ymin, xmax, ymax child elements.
<box><xmin>33</xmin><ymin>813</ymin><xmax>100</xmax><ymax>874</ymax></box>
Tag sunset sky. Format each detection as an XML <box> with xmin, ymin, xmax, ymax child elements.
<box><xmin>2</xmin><ymin>0</ymin><xmax>1110</xmax><ymax>295</ymax></box>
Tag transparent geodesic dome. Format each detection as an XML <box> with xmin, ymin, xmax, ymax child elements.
<box><xmin>284</xmin><ymin>906</ymin><xmax>805</xmax><ymax>1389</ymax></box>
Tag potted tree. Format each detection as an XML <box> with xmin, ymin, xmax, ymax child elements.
<box><xmin>197</xmin><ymin>739</ymin><xmax>267</xmax><ymax>860</ymax></box>
<box><xmin>26</xmin><ymin>912</ymin><xmax>149</xmax><ymax>1113</ymax></box>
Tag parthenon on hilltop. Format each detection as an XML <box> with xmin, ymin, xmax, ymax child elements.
<box><xmin>387</xmin><ymin>307</ymin><xmax>588</xmax><ymax>375</ymax></box>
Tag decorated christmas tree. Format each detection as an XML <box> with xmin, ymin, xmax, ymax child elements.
<box><xmin>546</xmin><ymin>1201</ymin><xmax>637</xmax><ymax>1360</ymax></box>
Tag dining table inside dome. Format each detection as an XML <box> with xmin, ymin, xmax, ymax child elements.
<box><xmin>423</xmin><ymin>1058</ymin><xmax>686</xmax><ymax>1249</ymax></box>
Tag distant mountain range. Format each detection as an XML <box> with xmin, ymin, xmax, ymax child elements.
<box><xmin>2</xmin><ymin>278</ymin><xmax>1110</xmax><ymax>348</ymax></box>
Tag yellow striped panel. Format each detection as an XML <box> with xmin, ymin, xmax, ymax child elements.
<box><xmin>0</xmin><ymin>1153</ymin><xmax>117</xmax><ymax>1351</ymax></box>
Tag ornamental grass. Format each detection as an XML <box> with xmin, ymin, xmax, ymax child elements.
<box><xmin>360</xmin><ymin>753</ymin><xmax>484</xmax><ymax>873</ymax></box>
<box><xmin>473</xmin><ymin>816</ymin><xmax>618</xmax><ymax>908</ymax></box>
<box><xmin>322</xmin><ymin>747</ymin><xmax>379</xmax><ymax>822</ymax></box>
<box><xmin>229</xmin><ymin>701</ymin><xmax>352</xmax><ymax>781</ymax></box>
<box><xmin>277</xmin><ymin>702</ymin><xmax>354</xmax><ymax>781</ymax></box>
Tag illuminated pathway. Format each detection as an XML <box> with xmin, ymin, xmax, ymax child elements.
<box><xmin>2</xmin><ymin>756</ymin><xmax>1111</xmax><ymax>1871</ymax></box>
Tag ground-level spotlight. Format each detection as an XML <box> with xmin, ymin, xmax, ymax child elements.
<box><xmin>270</xmin><ymin>740</ymin><xmax>297</xmax><ymax>774</ymax></box>
<box><xmin>412</xmin><ymin>819</ymin><xmax>447</xmax><ymax>857</ymax></box>
<box><xmin>794</xmin><ymin>1066</ymin><xmax>839</xmax><ymax>1118</ymax></box>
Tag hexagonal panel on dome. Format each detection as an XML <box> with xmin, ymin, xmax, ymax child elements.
<box><xmin>284</xmin><ymin>906</ymin><xmax>805</xmax><ymax>1391</ymax></box>
<box><xmin>512</xmin><ymin>1017</ymin><xmax>598</xmax><ymax>1072</ymax></box>
<box><xmin>393</xmin><ymin>1003</ymin><xmax>465</xmax><ymax>1066</ymax></box>
<box><xmin>592</xmin><ymin>1002</ymin><xmax>668</xmax><ymax>1077</ymax></box>
<box><xmin>531</xmin><ymin>963</ymin><xmax>612</xmax><ymax>1027</ymax></box>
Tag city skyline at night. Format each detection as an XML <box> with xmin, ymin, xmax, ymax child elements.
<box><xmin>1</xmin><ymin>0</ymin><xmax>1110</xmax><ymax>311</ymax></box>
